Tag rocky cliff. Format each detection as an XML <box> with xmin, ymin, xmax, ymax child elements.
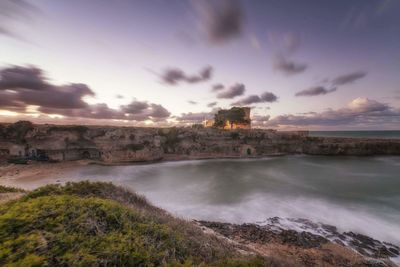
<box><xmin>1</xmin><ymin>122</ymin><xmax>399</xmax><ymax>163</ymax></box>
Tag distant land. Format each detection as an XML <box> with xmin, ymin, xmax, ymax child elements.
<box><xmin>310</xmin><ymin>131</ymin><xmax>400</xmax><ymax>139</ymax></box>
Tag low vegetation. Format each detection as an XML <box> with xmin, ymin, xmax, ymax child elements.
<box><xmin>0</xmin><ymin>121</ymin><xmax>33</xmax><ymax>144</ymax></box>
<box><xmin>48</xmin><ymin>125</ymin><xmax>89</xmax><ymax>134</ymax></box>
<box><xmin>0</xmin><ymin>182</ymin><xmax>278</xmax><ymax>266</ymax></box>
<box><xmin>0</xmin><ymin>185</ymin><xmax>25</xmax><ymax>193</ymax></box>
<box><xmin>126</xmin><ymin>143</ymin><xmax>145</xmax><ymax>151</ymax></box>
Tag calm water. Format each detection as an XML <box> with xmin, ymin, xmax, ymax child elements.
<box><xmin>6</xmin><ymin>156</ymin><xmax>400</xmax><ymax>245</ymax></box>
<box><xmin>310</xmin><ymin>130</ymin><xmax>400</xmax><ymax>139</ymax></box>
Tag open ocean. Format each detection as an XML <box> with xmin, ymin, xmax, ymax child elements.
<box><xmin>309</xmin><ymin>130</ymin><xmax>400</xmax><ymax>139</ymax></box>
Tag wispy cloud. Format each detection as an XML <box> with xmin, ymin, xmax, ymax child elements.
<box><xmin>296</xmin><ymin>71</ymin><xmax>367</xmax><ymax>97</ymax></box>
<box><xmin>332</xmin><ymin>71</ymin><xmax>367</xmax><ymax>86</ymax></box>
<box><xmin>232</xmin><ymin>92</ymin><xmax>278</xmax><ymax>105</ymax></box>
<box><xmin>207</xmin><ymin>101</ymin><xmax>217</xmax><ymax>107</ymax></box>
<box><xmin>273</xmin><ymin>55</ymin><xmax>308</xmax><ymax>75</ymax></box>
<box><xmin>175</xmin><ymin>111</ymin><xmax>212</xmax><ymax>123</ymax></box>
<box><xmin>211</xmin><ymin>83</ymin><xmax>224</xmax><ymax>92</ymax></box>
<box><xmin>251</xmin><ymin>115</ymin><xmax>271</xmax><ymax>128</ymax></box>
<box><xmin>295</xmin><ymin>86</ymin><xmax>337</xmax><ymax>97</ymax></box>
<box><xmin>269</xmin><ymin>33</ymin><xmax>308</xmax><ymax>76</ymax></box>
<box><xmin>0</xmin><ymin>0</ymin><xmax>39</xmax><ymax>40</ymax></box>
<box><xmin>194</xmin><ymin>0</ymin><xmax>244</xmax><ymax>44</ymax></box>
<box><xmin>160</xmin><ymin>65</ymin><xmax>213</xmax><ymax>85</ymax></box>
<box><xmin>216</xmin><ymin>83</ymin><xmax>245</xmax><ymax>99</ymax></box>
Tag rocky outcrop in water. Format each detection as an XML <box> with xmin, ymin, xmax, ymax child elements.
<box><xmin>199</xmin><ymin>217</ymin><xmax>399</xmax><ymax>267</ymax></box>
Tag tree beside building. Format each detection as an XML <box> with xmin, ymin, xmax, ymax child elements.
<box><xmin>210</xmin><ymin>107</ymin><xmax>251</xmax><ymax>129</ymax></box>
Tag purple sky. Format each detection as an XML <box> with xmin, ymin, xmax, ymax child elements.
<box><xmin>0</xmin><ymin>0</ymin><xmax>400</xmax><ymax>129</ymax></box>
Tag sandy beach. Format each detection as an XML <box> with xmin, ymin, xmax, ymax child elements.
<box><xmin>0</xmin><ymin>161</ymin><xmax>85</xmax><ymax>187</ymax></box>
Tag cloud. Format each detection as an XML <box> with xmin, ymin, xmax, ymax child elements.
<box><xmin>269</xmin><ymin>32</ymin><xmax>301</xmax><ymax>54</ymax></box>
<box><xmin>121</xmin><ymin>100</ymin><xmax>149</xmax><ymax>113</ymax></box>
<box><xmin>207</xmin><ymin>101</ymin><xmax>217</xmax><ymax>107</ymax></box>
<box><xmin>232</xmin><ymin>95</ymin><xmax>260</xmax><ymax>106</ymax></box>
<box><xmin>251</xmin><ymin>115</ymin><xmax>271</xmax><ymax>127</ymax></box>
<box><xmin>232</xmin><ymin>92</ymin><xmax>278</xmax><ymax>105</ymax></box>
<box><xmin>35</xmin><ymin>99</ymin><xmax>170</xmax><ymax>123</ymax></box>
<box><xmin>249</xmin><ymin>33</ymin><xmax>261</xmax><ymax>50</ymax></box>
<box><xmin>0</xmin><ymin>65</ymin><xmax>171</xmax><ymax>122</ymax></box>
<box><xmin>295</xmin><ymin>86</ymin><xmax>337</xmax><ymax>97</ymax></box>
<box><xmin>296</xmin><ymin>71</ymin><xmax>366</xmax><ymax>97</ymax></box>
<box><xmin>260</xmin><ymin>92</ymin><xmax>279</xmax><ymax>102</ymax></box>
<box><xmin>282</xmin><ymin>33</ymin><xmax>301</xmax><ymax>54</ymax></box>
<box><xmin>160</xmin><ymin>69</ymin><xmax>185</xmax><ymax>85</ymax></box>
<box><xmin>340</xmin><ymin>3</ymin><xmax>391</xmax><ymax>30</ymax></box>
<box><xmin>332</xmin><ymin>71</ymin><xmax>367</xmax><ymax>86</ymax></box>
<box><xmin>0</xmin><ymin>66</ymin><xmax>95</xmax><ymax>110</ymax></box>
<box><xmin>273</xmin><ymin>55</ymin><xmax>308</xmax><ymax>75</ymax></box>
<box><xmin>39</xmin><ymin>104</ymin><xmax>125</xmax><ymax>121</ymax></box>
<box><xmin>0</xmin><ymin>65</ymin><xmax>48</xmax><ymax>90</ymax></box>
<box><xmin>0</xmin><ymin>0</ymin><xmax>38</xmax><ymax>40</ymax></box>
<box><xmin>269</xmin><ymin>33</ymin><xmax>308</xmax><ymax>76</ymax></box>
<box><xmin>175</xmin><ymin>112</ymin><xmax>212</xmax><ymax>123</ymax></box>
<box><xmin>211</xmin><ymin>83</ymin><xmax>224</xmax><ymax>92</ymax></box>
<box><xmin>195</xmin><ymin>0</ymin><xmax>244</xmax><ymax>44</ymax></box>
<box><xmin>188</xmin><ymin>100</ymin><xmax>198</xmax><ymax>105</ymax></box>
<box><xmin>143</xmin><ymin>104</ymin><xmax>171</xmax><ymax>120</ymax></box>
<box><xmin>347</xmin><ymin>97</ymin><xmax>387</xmax><ymax>112</ymax></box>
<box><xmin>266</xmin><ymin>97</ymin><xmax>400</xmax><ymax>128</ymax></box>
<box><xmin>216</xmin><ymin>83</ymin><xmax>245</xmax><ymax>99</ymax></box>
<box><xmin>160</xmin><ymin>65</ymin><xmax>213</xmax><ymax>85</ymax></box>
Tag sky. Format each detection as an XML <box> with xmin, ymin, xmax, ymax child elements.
<box><xmin>0</xmin><ymin>0</ymin><xmax>400</xmax><ymax>130</ymax></box>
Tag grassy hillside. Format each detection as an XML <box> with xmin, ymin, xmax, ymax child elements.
<box><xmin>0</xmin><ymin>182</ymin><xmax>280</xmax><ymax>267</ymax></box>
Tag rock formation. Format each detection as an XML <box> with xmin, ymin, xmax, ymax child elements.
<box><xmin>1</xmin><ymin>122</ymin><xmax>399</xmax><ymax>164</ymax></box>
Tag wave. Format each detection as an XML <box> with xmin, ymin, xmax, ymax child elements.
<box><xmin>151</xmin><ymin>193</ymin><xmax>400</xmax><ymax>246</ymax></box>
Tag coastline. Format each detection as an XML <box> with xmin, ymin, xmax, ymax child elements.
<box><xmin>0</xmin><ymin>152</ymin><xmax>398</xmax><ymax>186</ymax></box>
<box><xmin>0</xmin><ymin>161</ymin><xmax>83</xmax><ymax>187</ymax></box>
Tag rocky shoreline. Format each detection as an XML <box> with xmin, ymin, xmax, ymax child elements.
<box><xmin>198</xmin><ymin>217</ymin><xmax>400</xmax><ymax>267</ymax></box>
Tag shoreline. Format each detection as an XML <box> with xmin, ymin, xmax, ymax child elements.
<box><xmin>0</xmin><ymin>160</ymin><xmax>84</xmax><ymax>187</ymax></box>
<box><xmin>1</xmin><ymin>153</ymin><xmax>399</xmax><ymax>187</ymax></box>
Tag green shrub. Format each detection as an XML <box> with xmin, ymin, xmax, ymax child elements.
<box><xmin>22</xmin><ymin>181</ymin><xmax>153</xmax><ymax>211</ymax></box>
<box><xmin>48</xmin><ymin>125</ymin><xmax>88</xmax><ymax>134</ymax></box>
<box><xmin>0</xmin><ymin>194</ymin><xmax>181</xmax><ymax>266</ymax></box>
<box><xmin>0</xmin><ymin>185</ymin><xmax>25</xmax><ymax>193</ymax></box>
<box><xmin>5</xmin><ymin>121</ymin><xmax>33</xmax><ymax>143</ymax></box>
<box><xmin>230</xmin><ymin>132</ymin><xmax>240</xmax><ymax>140</ymax></box>
<box><xmin>125</xmin><ymin>143</ymin><xmax>145</xmax><ymax>151</ymax></box>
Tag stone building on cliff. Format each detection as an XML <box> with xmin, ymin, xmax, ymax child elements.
<box><xmin>208</xmin><ymin>107</ymin><xmax>251</xmax><ymax>129</ymax></box>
